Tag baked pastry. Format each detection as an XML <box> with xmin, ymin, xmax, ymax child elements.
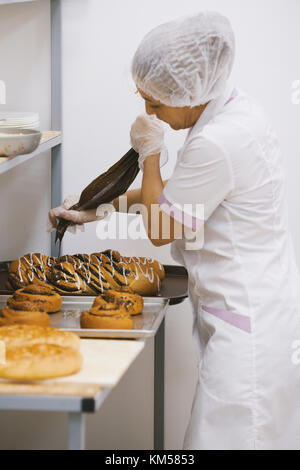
<box><xmin>1</xmin><ymin>306</ymin><xmax>50</xmax><ymax>327</ymax></box>
<box><xmin>8</xmin><ymin>251</ymin><xmax>165</xmax><ymax>296</ymax></box>
<box><xmin>79</xmin><ymin>289</ymin><xmax>143</xmax><ymax>330</ymax></box>
<box><xmin>92</xmin><ymin>290</ymin><xmax>143</xmax><ymax>316</ymax></box>
<box><xmin>8</xmin><ymin>253</ymin><xmax>55</xmax><ymax>289</ymax></box>
<box><xmin>80</xmin><ymin>311</ymin><xmax>133</xmax><ymax>330</ymax></box>
<box><xmin>0</xmin><ymin>317</ymin><xmax>11</xmax><ymax>327</ymax></box>
<box><xmin>74</xmin><ymin>262</ymin><xmax>117</xmax><ymax>293</ymax></box>
<box><xmin>0</xmin><ymin>343</ymin><xmax>82</xmax><ymax>380</ymax></box>
<box><xmin>0</xmin><ymin>324</ymin><xmax>80</xmax><ymax>351</ymax></box>
<box><xmin>49</xmin><ymin>262</ymin><xmax>90</xmax><ymax>294</ymax></box>
<box><xmin>7</xmin><ymin>283</ymin><xmax>62</xmax><ymax>313</ymax></box>
<box><xmin>99</xmin><ymin>250</ymin><xmax>165</xmax><ymax>280</ymax></box>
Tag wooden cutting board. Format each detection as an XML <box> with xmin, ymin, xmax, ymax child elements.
<box><xmin>0</xmin><ymin>339</ymin><xmax>145</xmax><ymax>396</ymax></box>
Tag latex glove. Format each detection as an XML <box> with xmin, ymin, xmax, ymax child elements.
<box><xmin>130</xmin><ymin>114</ymin><xmax>168</xmax><ymax>170</ymax></box>
<box><xmin>47</xmin><ymin>195</ymin><xmax>96</xmax><ymax>234</ymax></box>
<box><xmin>96</xmin><ymin>203</ymin><xmax>115</xmax><ymax>222</ymax></box>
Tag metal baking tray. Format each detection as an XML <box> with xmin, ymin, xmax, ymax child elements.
<box><xmin>0</xmin><ymin>295</ymin><xmax>169</xmax><ymax>339</ymax></box>
<box><xmin>0</xmin><ymin>263</ymin><xmax>188</xmax><ymax>339</ymax></box>
<box><xmin>0</xmin><ymin>263</ymin><xmax>188</xmax><ymax>305</ymax></box>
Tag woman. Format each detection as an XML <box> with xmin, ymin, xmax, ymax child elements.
<box><xmin>49</xmin><ymin>12</ymin><xmax>300</xmax><ymax>450</ymax></box>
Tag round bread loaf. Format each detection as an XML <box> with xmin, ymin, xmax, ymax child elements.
<box><xmin>0</xmin><ymin>343</ymin><xmax>82</xmax><ymax>380</ymax></box>
<box><xmin>0</xmin><ymin>325</ymin><xmax>80</xmax><ymax>351</ymax></box>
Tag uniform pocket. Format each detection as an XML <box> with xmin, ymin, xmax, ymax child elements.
<box><xmin>197</xmin><ymin>305</ymin><xmax>253</xmax><ymax>404</ymax></box>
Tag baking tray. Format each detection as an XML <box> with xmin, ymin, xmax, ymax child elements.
<box><xmin>0</xmin><ymin>263</ymin><xmax>188</xmax><ymax>339</ymax></box>
<box><xmin>0</xmin><ymin>263</ymin><xmax>188</xmax><ymax>305</ymax></box>
<box><xmin>0</xmin><ymin>295</ymin><xmax>169</xmax><ymax>339</ymax></box>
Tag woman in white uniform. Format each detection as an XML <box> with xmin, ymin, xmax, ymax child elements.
<box><xmin>49</xmin><ymin>12</ymin><xmax>300</xmax><ymax>450</ymax></box>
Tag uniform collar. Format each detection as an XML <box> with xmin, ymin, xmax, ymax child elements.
<box><xmin>184</xmin><ymin>81</ymin><xmax>235</xmax><ymax>144</ymax></box>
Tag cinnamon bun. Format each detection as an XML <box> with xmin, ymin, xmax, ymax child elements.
<box><xmin>7</xmin><ymin>283</ymin><xmax>62</xmax><ymax>313</ymax></box>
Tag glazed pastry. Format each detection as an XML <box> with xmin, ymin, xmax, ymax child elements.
<box><xmin>0</xmin><ymin>343</ymin><xmax>82</xmax><ymax>380</ymax></box>
<box><xmin>8</xmin><ymin>253</ymin><xmax>55</xmax><ymax>289</ymax></box>
<box><xmin>75</xmin><ymin>262</ymin><xmax>115</xmax><ymax>294</ymax></box>
<box><xmin>99</xmin><ymin>250</ymin><xmax>165</xmax><ymax>279</ymax></box>
<box><xmin>8</xmin><ymin>251</ymin><xmax>165</xmax><ymax>296</ymax></box>
<box><xmin>72</xmin><ymin>253</ymin><xmax>110</xmax><ymax>266</ymax></box>
<box><xmin>121</xmin><ymin>257</ymin><xmax>165</xmax><ymax>281</ymax></box>
<box><xmin>49</xmin><ymin>262</ymin><xmax>90</xmax><ymax>294</ymax></box>
<box><xmin>0</xmin><ymin>317</ymin><xmax>11</xmax><ymax>326</ymax></box>
<box><xmin>7</xmin><ymin>283</ymin><xmax>62</xmax><ymax>313</ymax></box>
<box><xmin>90</xmin><ymin>255</ymin><xmax>161</xmax><ymax>295</ymax></box>
<box><xmin>1</xmin><ymin>306</ymin><xmax>50</xmax><ymax>327</ymax></box>
<box><xmin>8</xmin><ymin>264</ymin><xmax>46</xmax><ymax>290</ymax></box>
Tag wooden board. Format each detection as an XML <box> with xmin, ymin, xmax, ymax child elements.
<box><xmin>0</xmin><ymin>382</ymin><xmax>101</xmax><ymax>398</ymax></box>
<box><xmin>0</xmin><ymin>339</ymin><xmax>145</xmax><ymax>395</ymax></box>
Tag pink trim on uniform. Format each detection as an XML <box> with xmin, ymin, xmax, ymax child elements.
<box><xmin>202</xmin><ymin>305</ymin><xmax>252</xmax><ymax>333</ymax></box>
<box><xmin>158</xmin><ymin>193</ymin><xmax>203</xmax><ymax>231</ymax></box>
<box><xmin>225</xmin><ymin>88</ymin><xmax>238</xmax><ymax>105</ymax></box>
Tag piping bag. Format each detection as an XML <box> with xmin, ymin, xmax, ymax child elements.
<box><xmin>55</xmin><ymin>148</ymin><xmax>140</xmax><ymax>248</ymax></box>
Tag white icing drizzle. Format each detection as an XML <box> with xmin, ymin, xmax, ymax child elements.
<box><xmin>74</xmin><ymin>272</ymin><xmax>81</xmax><ymax>291</ymax></box>
<box><xmin>14</xmin><ymin>251</ymin><xmax>162</xmax><ymax>293</ymax></box>
<box><xmin>122</xmin><ymin>266</ymin><xmax>128</xmax><ymax>285</ymax></box>
<box><xmin>97</xmin><ymin>266</ymin><xmax>104</xmax><ymax>292</ymax></box>
<box><xmin>17</xmin><ymin>259</ymin><xmax>24</xmax><ymax>283</ymax></box>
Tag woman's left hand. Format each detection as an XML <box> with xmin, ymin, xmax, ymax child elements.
<box><xmin>130</xmin><ymin>114</ymin><xmax>168</xmax><ymax>170</ymax></box>
<box><xmin>47</xmin><ymin>195</ymin><xmax>97</xmax><ymax>234</ymax></box>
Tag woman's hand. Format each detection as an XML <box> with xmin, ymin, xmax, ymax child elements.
<box><xmin>47</xmin><ymin>195</ymin><xmax>98</xmax><ymax>233</ymax></box>
<box><xmin>130</xmin><ymin>114</ymin><xmax>168</xmax><ymax>170</ymax></box>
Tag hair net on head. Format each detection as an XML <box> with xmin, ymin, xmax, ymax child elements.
<box><xmin>132</xmin><ymin>11</ymin><xmax>235</xmax><ymax>108</ymax></box>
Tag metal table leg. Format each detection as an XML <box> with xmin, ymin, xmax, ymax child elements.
<box><xmin>68</xmin><ymin>412</ymin><xmax>86</xmax><ymax>450</ymax></box>
<box><xmin>154</xmin><ymin>318</ymin><xmax>165</xmax><ymax>450</ymax></box>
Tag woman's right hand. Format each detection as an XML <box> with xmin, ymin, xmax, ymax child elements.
<box><xmin>47</xmin><ymin>195</ymin><xmax>98</xmax><ymax>233</ymax></box>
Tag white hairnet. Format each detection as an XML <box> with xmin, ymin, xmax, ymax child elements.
<box><xmin>132</xmin><ymin>11</ymin><xmax>235</xmax><ymax>107</ymax></box>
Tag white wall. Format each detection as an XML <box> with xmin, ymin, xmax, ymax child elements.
<box><xmin>0</xmin><ymin>0</ymin><xmax>51</xmax><ymax>260</ymax></box>
<box><xmin>0</xmin><ymin>0</ymin><xmax>299</xmax><ymax>450</ymax></box>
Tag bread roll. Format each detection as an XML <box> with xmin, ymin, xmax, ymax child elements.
<box><xmin>93</xmin><ymin>290</ymin><xmax>143</xmax><ymax>316</ymax></box>
<box><xmin>0</xmin><ymin>343</ymin><xmax>82</xmax><ymax>380</ymax></box>
<box><xmin>0</xmin><ymin>325</ymin><xmax>80</xmax><ymax>351</ymax></box>
<box><xmin>80</xmin><ymin>311</ymin><xmax>133</xmax><ymax>330</ymax></box>
<box><xmin>1</xmin><ymin>306</ymin><xmax>50</xmax><ymax>327</ymax></box>
<box><xmin>7</xmin><ymin>284</ymin><xmax>62</xmax><ymax>313</ymax></box>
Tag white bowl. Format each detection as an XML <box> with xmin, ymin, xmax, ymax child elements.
<box><xmin>0</xmin><ymin>128</ymin><xmax>42</xmax><ymax>157</ymax></box>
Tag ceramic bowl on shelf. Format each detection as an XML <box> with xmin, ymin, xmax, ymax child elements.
<box><xmin>0</xmin><ymin>127</ymin><xmax>42</xmax><ymax>157</ymax></box>
<box><xmin>0</xmin><ymin>112</ymin><xmax>39</xmax><ymax>130</ymax></box>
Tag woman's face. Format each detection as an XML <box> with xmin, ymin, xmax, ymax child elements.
<box><xmin>138</xmin><ymin>89</ymin><xmax>208</xmax><ymax>130</ymax></box>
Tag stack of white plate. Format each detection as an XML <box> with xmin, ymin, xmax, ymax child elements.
<box><xmin>0</xmin><ymin>112</ymin><xmax>39</xmax><ymax>130</ymax></box>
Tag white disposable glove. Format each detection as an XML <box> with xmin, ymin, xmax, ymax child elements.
<box><xmin>130</xmin><ymin>114</ymin><xmax>168</xmax><ymax>170</ymax></box>
<box><xmin>47</xmin><ymin>196</ymin><xmax>114</xmax><ymax>234</ymax></box>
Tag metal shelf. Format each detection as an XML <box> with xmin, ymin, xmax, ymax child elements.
<box><xmin>0</xmin><ymin>0</ymin><xmax>36</xmax><ymax>4</ymax></box>
<box><xmin>0</xmin><ymin>130</ymin><xmax>61</xmax><ymax>175</ymax></box>
<box><xmin>0</xmin><ymin>1</ymin><xmax>36</xmax><ymax>4</ymax></box>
